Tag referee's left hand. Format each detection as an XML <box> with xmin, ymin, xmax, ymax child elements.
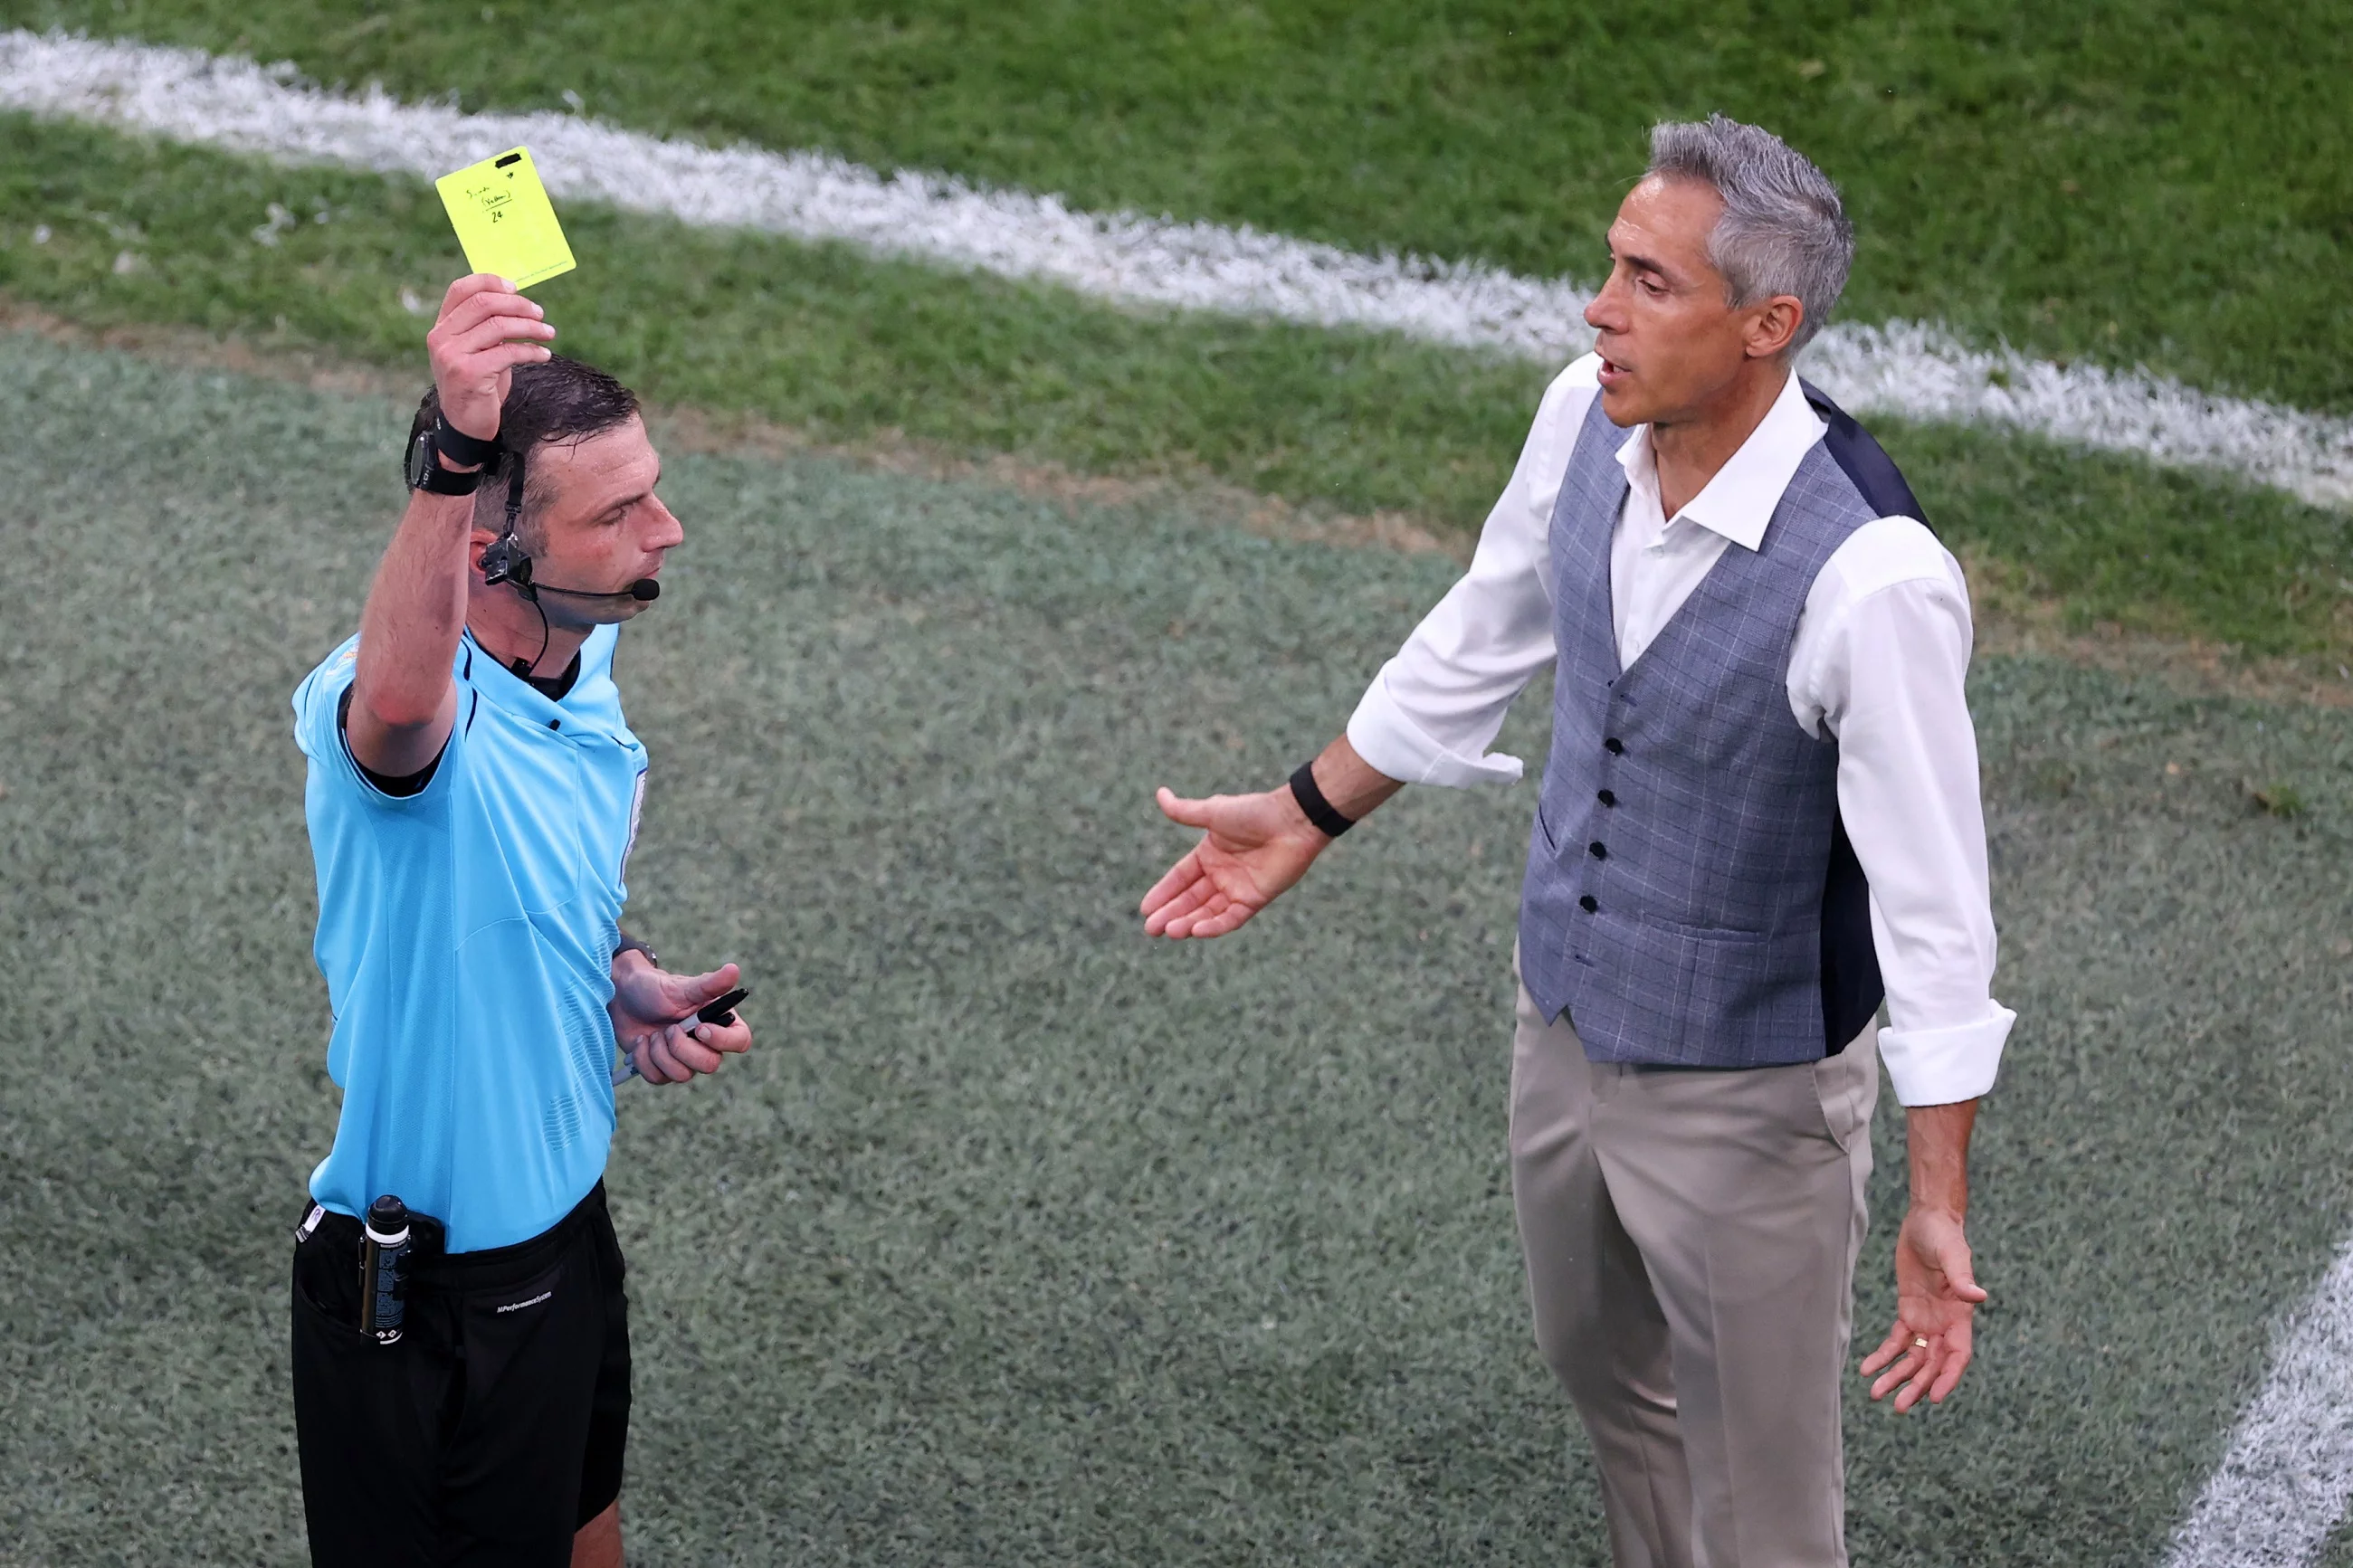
<box><xmin>609</xmin><ymin>955</ymin><xmax>753</xmax><ymax>1084</ymax></box>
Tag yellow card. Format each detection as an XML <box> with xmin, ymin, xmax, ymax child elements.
<box><xmin>434</xmin><ymin>147</ymin><xmax>576</xmax><ymax>290</ymax></box>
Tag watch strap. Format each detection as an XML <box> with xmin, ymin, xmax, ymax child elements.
<box><xmin>432</xmin><ymin>416</ymin><xmax>503</xmax><ymax>470</ymax></box>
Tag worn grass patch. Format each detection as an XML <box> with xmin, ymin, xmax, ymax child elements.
<box><xmin>8</xmin><ymin>334</ymin><xmax>2353</xmax><ymax>1563</ymax></box>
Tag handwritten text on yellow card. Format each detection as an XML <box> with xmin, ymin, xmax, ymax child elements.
<box><xmin>434</xmin><ymin>147</ymin><xmax>576</xmax><ymax>291</ymax></box>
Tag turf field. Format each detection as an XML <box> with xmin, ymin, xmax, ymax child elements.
<box><xmin>5</xmin><ymin>5</ymin><xmax>2353</xmax><ymax>1560</ymax></box>
<box><xmin>5</xmin><ymin>6</ymin><xmax>2353</xmax><ymax>658</ymax></box>
<box><xmin>10</xmin><ymin>335</ymin><xmax>2353</xmax><ymax>1564</ymax></box>
<box><xmin>17</xmin><ymin>0</ymin><xmax>2352</xmax><ymax>416</ymax></box>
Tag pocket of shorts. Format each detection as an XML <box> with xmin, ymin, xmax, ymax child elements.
<box><xmin>459</xmin><ymin>1259</ymin><xmax>570</xmax><ymax>1400</ymax></box>
<box><xmin>470</xmin><ymin>1259</ymin><xmax>566</xmax><ymax>1325</ymax></box>
<box><xmin>291</xmin><ymin>1240</ymin><xmax>373</xmax><ymax>1347</ymax></box>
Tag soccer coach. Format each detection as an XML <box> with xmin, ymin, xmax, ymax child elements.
<box><xmin>286</xmin><ymin>273</ymin><xmax>751</xmax><ymax>1566</ymax></box>
<box><xmin>1141</xmin><ymin>118</ymin><xmax>2011</xmax><ymax>1564</ymax></box>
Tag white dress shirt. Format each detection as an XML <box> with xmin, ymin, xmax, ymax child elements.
<box><xmin>1348</xmin><ymin>356</ymin><xmax>2012</xmax><ymax>1106</ymax></box>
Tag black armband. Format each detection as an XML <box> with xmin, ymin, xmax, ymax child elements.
<box><xmin>1288</xmin><ymin>760</ymin><xmax>1355</xmax><ymax>839</ymax></box>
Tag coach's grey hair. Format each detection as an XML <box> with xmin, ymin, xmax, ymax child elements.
<box><xmin>1645</xmin><ymin>114</ymin><xmax>1854</xmax><ymax>353</ymax></box>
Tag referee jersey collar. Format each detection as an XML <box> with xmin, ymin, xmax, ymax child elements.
<box><xmin>461</xmin><ymin>630</ymin><xmax>591</xmax><ymax>728</ymax></box>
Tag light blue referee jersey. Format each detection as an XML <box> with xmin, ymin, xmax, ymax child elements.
<box><xmin>292</xmin><ymin>624</ymin><xmax>648</xmax><ymax>1253</ymax></box>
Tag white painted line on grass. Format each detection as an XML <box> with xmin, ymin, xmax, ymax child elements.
<box><xmin>2164</xmin><ymin>1236</ymin><xmax>2353</xmax><ymax>1568</ymax></box>
<box><xmin>4</xmin><ymin>28</ymin><xmax>2351</xmax><ymax>509</ymax></box>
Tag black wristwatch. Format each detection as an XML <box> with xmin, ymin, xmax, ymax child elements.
<box><xmin>404</xmin><ymin>417</ymin><xmax>501</xmax><ymax>495</ymax></box>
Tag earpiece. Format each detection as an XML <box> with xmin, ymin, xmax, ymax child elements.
<box><xmin>480</xmin><ymin>532</ymin><xmax>537</xmax><ymax>596</ymax></box>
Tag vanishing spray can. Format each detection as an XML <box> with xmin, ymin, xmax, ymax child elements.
<box><xmin>357</xmin><ymin>1195</ymin><xmax>412</xmax><ymax>1346</ymax></box>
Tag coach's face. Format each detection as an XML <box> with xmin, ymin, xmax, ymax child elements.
<box><xmin>1584</xmin><ymin>176</ymin><xmax>1785</xmax><ymax>430</ymax></box>
<box><xmin>505</xmin><ymin>414</ymin><xmax>684</xmax><ymax>624</ymax></box>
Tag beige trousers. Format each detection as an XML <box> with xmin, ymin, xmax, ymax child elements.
<box><xmin>1508</xmin><ymin>981</ymin><xmax>1879</xmax><ymax>1568</ymax></box>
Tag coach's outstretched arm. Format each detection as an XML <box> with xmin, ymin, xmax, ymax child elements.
<box><xmin>348</xmin><ymin>275</ymin><xmax>555</xmax><ymax>778</ymax></box>
<box><xmin>1142</xmin><ymin>349</ymin><xmax>1569</xmax><ymax>940</ymax></box>
<box><xmin>1141</xmin><ymin>736</ymin><xmax>1405</xmax><ymax>938</ymax></box>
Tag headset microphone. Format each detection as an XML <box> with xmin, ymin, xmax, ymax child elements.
<box><xmin>514</xmin><ymin>567</ymin><xmax>662</xmax><ymax>603</ymax></box>
<box><xmin>477</xmin><ymin>451</ymin><xmax>662</xmax><ymax>604</ymax></box>
<box><xmin>475</xmin><ymin>444</ymin><xmax>663</xmax><ymax>679</ymax></box>
<box><xmin>563</xmin><ymin>576</ymin><xmax>658</xmax><ymax>603</ymax></box>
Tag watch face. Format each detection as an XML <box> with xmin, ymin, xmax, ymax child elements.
<box><xmin>406</xmin><ymin>430</ymin><xmax>482</xmax><ymax>494</ymax></box>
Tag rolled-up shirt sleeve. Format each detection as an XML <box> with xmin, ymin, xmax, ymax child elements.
<box><xmin>1346</xmin><ymin>359</ymin><xmax>1596</xmax><ymax>788</ymax></box>
<box><xmin>1796</xmin><ymin>518</ymin><xmax>2015</xmax><ymax>1107</ymax></box>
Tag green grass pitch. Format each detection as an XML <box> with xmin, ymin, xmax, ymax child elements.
<box><xmin>8</xmin><ymin>0</ymin><xmax>2353</xmax><ymax>653</ymax></box>
<box><xmin>20</xmin><ymin>0</ymin><xmax>2353</xmax><ymax>415</ymax></box>
<box><xmin>7</xmin><ymin>114</ymin><xmax>2351</xmax><ymax>658</ymax></box>
<box><xmin>9</xmin><ymin>336</ymin><xmax>2353</xmax><ymax>1563</ymax></box>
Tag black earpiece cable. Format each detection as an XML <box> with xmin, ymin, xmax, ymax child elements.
<box><xmin>497</xmin><ymin>452</ymin><xmax>552</xmax><ymax>679</ymax></box>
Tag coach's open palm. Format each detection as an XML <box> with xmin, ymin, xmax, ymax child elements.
<box><xmin>1860</xmin><ymin>1206</ymin><xmax>1986</xmax><ymax>1413</ymax></box>
<box><xmin>1139</xmin><ymin>785</ymin><xmax>1329</xmax><ymax>939</ymax></box>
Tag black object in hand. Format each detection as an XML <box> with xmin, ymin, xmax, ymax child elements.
<box><xmin>697</xmin><ymin>987</ymin><xmax>749</xmax><ymax>1027</ymax></box>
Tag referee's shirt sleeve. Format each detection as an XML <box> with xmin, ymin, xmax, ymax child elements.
<box><xmin>292</xmin><ymin>641</ymin><xmax>456</xmax><ymax>806</ymax></box>
<box><xmin>1344</xmin><ymin>357</ymin><xmax>1592</xmax><ymax>787</ymax></box>
<box><xmin>293</xmin><ymin>646</ymin><xmax>360</xmax><ymax>767</ymax></box>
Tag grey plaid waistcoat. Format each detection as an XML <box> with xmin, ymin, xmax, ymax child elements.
<box><xmin>1517</xmin><ymin>384</ymin><xmax>1925</xmax><ymax>1068</ymax></box>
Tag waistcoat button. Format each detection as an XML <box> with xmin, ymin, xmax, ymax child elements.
<box><xmin>1588</xmin><ymin>841</ymin><xmax>1606</xmax><ymax>860</ymax></box>
<box><xmin>1578</xmin><ymin>895</ymin><xmax>1598</xmax><ymax>913</ymax></box>
<box><xmin>1604</xmin><ymin>737</ymin><xmax>1624</xmax><ymax>755</ymax></box>
<box><xmin>1597</xmin><ymin>789</ymin><xmax>1616</xmax><ymax>807</ymax></box>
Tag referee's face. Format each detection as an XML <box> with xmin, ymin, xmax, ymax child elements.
<box><xmin>524</xmin><ymin>414</ymin><xmax>683</xmax><ymax>625</ymax></box>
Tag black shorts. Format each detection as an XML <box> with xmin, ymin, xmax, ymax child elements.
<box><xmin>290</xmin><ymin>1183</ymin><xmax>632</xmax><ymax>1567</ymax></box>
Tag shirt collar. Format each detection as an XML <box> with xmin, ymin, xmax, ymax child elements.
<box><xmin>1614</xmin><ymin>371</ymin><xmax>1827</xmax><ymax>553</ymax></box>
<box><xmin>461</xmin><ymin>629</ymin><xmax>583</xmax><ymax>718</ymax></box>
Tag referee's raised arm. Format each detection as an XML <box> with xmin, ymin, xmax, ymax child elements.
<box><xmin>348</xmin><ymin>274</ymin><xmax>555</xmax><ymax>779</ymax></box>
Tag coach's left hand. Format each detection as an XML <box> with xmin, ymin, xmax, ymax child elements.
<box><xmin>1860</xmin><ymin>1206</ymin><xmax>1984</xmax><ymax>1413</ymax></box>
<box><xmin>609</xmin><ymin>954</ymin><xmax>753</xmax><ymax>1084</ymax></box>
<box><xmin>1859</xmin><ymin>1098</ymin><xmax>1987</xmax><ymax>1413</ymax></box>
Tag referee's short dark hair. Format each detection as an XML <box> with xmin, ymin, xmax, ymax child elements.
<box><xmin>410</xmin><ymin>356</ymin><xmax>642</xmax><ymax>537</ymax></box>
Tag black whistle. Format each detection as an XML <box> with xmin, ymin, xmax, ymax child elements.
<box><xmin>357</xmin><ymin>1194</ymin><xmax>413</xmax><ymax>1346</ymax></box>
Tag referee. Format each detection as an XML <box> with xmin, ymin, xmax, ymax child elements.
<box><xmin>287</xmin><ymin>273</ymin><xmax>752</xmax><ymax>1567</ymax></box>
